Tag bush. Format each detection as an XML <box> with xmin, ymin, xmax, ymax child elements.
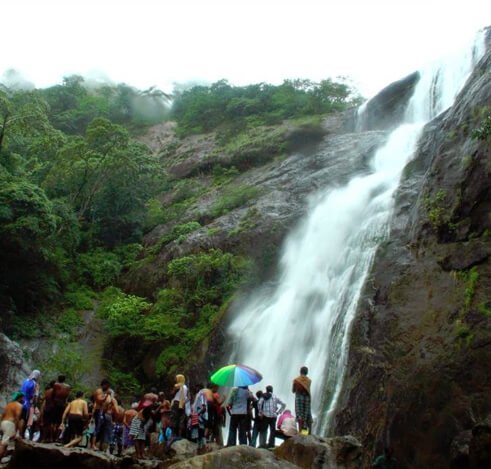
<box><xmin>209</xmin><ymin>185</ymin><xmax>260</xmax><ymax>219</ymax></box>
<box><xmin>78</xmin><ymin>249</ymin><xmax>122</xmax><ymax>288</ymax></box>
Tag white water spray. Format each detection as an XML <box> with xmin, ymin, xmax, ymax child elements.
<box><xmin>227</xmin><ymin>31</ymin><xmax>486</xmax><ymax>435</ymax></box>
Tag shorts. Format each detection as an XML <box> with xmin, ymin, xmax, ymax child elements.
<box><xmin>1</xmin><ymin>420</ymin><xmax>16</xmax><ymax>444</ymax></box>
<box><xmin>67</xmin><ymin>414</ymin><xmax>84</xmax><ymax>438</ymax></box>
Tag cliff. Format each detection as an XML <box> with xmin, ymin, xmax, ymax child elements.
<box><xmin>335</xmin><ymin>31</ymin><xmax>491</xmax><ymax>468</ymax></box>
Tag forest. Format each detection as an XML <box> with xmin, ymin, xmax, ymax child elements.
<box><xmin>0</xmin><ymin>74</ymin><xmax>361</xmax><ymax>394</ymax></box>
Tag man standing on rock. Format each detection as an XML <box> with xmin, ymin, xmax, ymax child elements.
<box><xmin>0</xmin><ymin>392</ymin><xmax>24</xmax><ymax>459</ymax></box>
<box><xmin>52</xmin><ymin>375</ymin><xmax>71</xmax><ymax>438</ymax></box>
<box><xmin>292</xmin><ymin>366</ymin><xmax>312</xmax><ymax>433</ymax></box>
<box><xmin>226</xmin><ymin>386</ymin><xmax>253</xmax><ymax>446</ymax></box>
<box><xmin>20</xmin><ymin>369</ymin><xmax>41</xmax><ymax>437</ymax></box>
<box><xmin>258</xmin><ymin>385</ymin><xmax>286</xmax><ymax>448</ymax></box>
<box><xmin>92</xmin><ymin>378</ymin><xmax>117</xmax><ymax>451</ymax></box>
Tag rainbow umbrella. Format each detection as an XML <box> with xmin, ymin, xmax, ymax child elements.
<box><xmin>210</xmin><ymin>364</ymin><xmax>262</xmax><ymax>387</ymax></box>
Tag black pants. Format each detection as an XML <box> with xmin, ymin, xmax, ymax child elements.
<box><xmin>227</xmin><ymin>414</ymin><xmax>248</xmax><ymax>446</ymax></box>
<box><xmin>262</xmin><ymin>416</ymin><xmax>277</xmax><ymax>448</ymax></box>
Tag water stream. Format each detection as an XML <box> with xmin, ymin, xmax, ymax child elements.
<box><xmin>227</xmin><ymin>30</ymin><xmax>486</xmax><ymax>435</ymax></box>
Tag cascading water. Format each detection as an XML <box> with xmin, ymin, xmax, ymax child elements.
<box><xmin>227</xmin><ymin>30</ymin><xmax>486</xmax><ymax>435</ymax></box>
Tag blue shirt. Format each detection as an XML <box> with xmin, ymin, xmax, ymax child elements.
<box><xmin>20</xmin><ymin>378</ymin><xmax>36</xmax><ymax>409</ymax></box>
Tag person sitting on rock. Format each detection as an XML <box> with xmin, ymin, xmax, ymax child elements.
<box><xmin>60</xmin><ymin>391</ymin><xmax>89</xmax><ymax>448</ymax></box>
<box><xmin>0</xmin><ymin>392</ymin><xmax>24</xmax><ymax>459</ymax></box>
<box><xmin>276</xmin><ymin>409</ymin><xmax>297</xmax><ymax>439</ymax></box>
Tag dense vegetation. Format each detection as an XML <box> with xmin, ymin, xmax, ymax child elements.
<box><xmin>0</xmin><ymin>74</ymin><xmax>361</xmax><ymax>396</ymax></box>
<box><xmin>172</xmin><ymin>78</ymin><xmax>362</xmax><ymax>139</ymax></box>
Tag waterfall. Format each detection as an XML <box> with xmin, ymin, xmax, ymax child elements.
<box><xmin>227</xmin><ymin>30</ymin><xmax>486</xmax><ymax>435</ymax></box>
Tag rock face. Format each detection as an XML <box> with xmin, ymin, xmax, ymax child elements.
<box><xmin>166</xmin><ymin>445</ymin><xmax>297</xmax><ymax>469</ymax></box>
<box><xmin>274</xmin><ymin>435</ymin><xmax>363</xmax><ymax>469</ymax></box>
<box><xmin>8</xmin><ymin>440</ymin><xmax>162</xmax><ymax>469</ymax></box>
<box><xmin>0</xmin><ymin>333</ymin><xmax>30</xmax><ymax>410</ymax></box>
<box><xmin>335</xmin><ymin>32</ymin><xmax>491</xmax><ymax>467</ymax></box>
<box><xmin>357</xmin><ymin>71</ymin><xmax>420</xmax><ymax>132</ymax></box>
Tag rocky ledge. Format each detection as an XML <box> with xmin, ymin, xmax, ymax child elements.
<box><xmin>6</xmin><ymin>434</ymin><xmax>364</xmax><ymax>469</ymax></box>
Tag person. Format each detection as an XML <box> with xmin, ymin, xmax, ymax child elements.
<box><xmin>92</xmin><ymin>378</ymin><xmax>117</xmax><ymax>451</ymax></box>
<box><xmin>226</xmin><ymin>386</ymin><xmax>252</xmax><ymax>446</ymax></box>
<box><xmin>52</xmin><ymin>375</ymin><xmax>71</xmax><ymax>436</ymax></box>
<box><xmin>123</xmin><ymin>403</ymin><xmax>138</xmax><ymax>449</ymax></box>
<box><xmin>258</xmin><ymin>385</ymin><xmax>286</xmax><ymax>448</ymax></box>
<box><xmin>20</xmin><ymin>370</ymin><xmax>41</xmax><ymax>438</ymax></box>
<box><xmin>373</xmin><ymin>447</ymin><xmax>397</xmax><ymax>468</ymax></box>
<box><xmin>277</xmin><ymin>409</ymin><xmax>297</xmax><ymax>438</ymax></box>
<box><xmin>159</xmin><ymin>411</ymin><xmax>178</xmax><ymax>451</ymax></box>
<box><xmin>60</xmin><ymin>391</ymin><xmax>89</xmax><ymax>448</ymax></box>
<box><xmin>250</xmin><ymin>390</ymin><xmax>265</xmax><ymax>448</ymax></box>
<box><xmin>137</xmin><ymin>388</ymin><xmax>159</xmax><ymax>411</ymax></box>
<box><xmin>170</xmin><ymin>375</ymin><xmax>189</xmax><ymax>438</ymax></box>
<box><xmin>110</xmin><ymin>398</ymin><xmax>125</xmax><ymax>456</ymax></box>
<box><xmin>191</xmin><ymin>384</ymin><xmax>208</xmax><ymax>454</ymax></box>
<box><xmin>40</xmin><ymin>380</ymin><xmax>56</xmax><ymax>442</ymax></box>
<box><xmin>0</xmin><ymin>392</ymin><xmax>24</xmax><ymax>459</ymax></box>
<box><xmin>210</xmin><ymin>384</ymin><xmax>224</xmax><ymax>445</ymax></box>
<box><xmin>129</xmin><ymin>406</ymin><xmax>152</xmax><ymax>459</ymax></box>
<box><xmin>292</xmin><ymin>366</ymin><xmax>312</xmax><ymax>433</ymax></box>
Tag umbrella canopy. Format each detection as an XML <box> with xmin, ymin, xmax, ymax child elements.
<box><xmin>210</xmin><ymin>364</ymin><xmax>262</xmax><ymax>387</ymax></box>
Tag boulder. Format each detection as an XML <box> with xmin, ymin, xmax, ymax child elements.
<box><xmin>0</xmin><ymin>333</ymin><xmax>30</xmax><ymax>411</ymax></box>
<box><xmin>469</xmin><ymin>416</ymin><xmax>491</xmax><ymax>468</ymax></box>
<box><xmin>166</xmin><ymin>445</ymin><xmax>298</xmax><ymax>469</ymax></box>
<box><xmin>274</xmin><ymin>435</ymin><xmax>363</xmax><ymax>469</ymax></box>
<box><xmin>7</xmin><ymin>440</ymin><xmax>161</xmax><ymax>469</ymax></box>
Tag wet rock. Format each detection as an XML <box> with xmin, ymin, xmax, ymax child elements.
<box><xmin>358</xmin><ymin>71</ymin><xmax>420</xmax><ymax>131</ymax></box>
<box><xmin>335</xmin><ymin>36</ymin><xmax>491</xmax><ymax>468</ymax></box>
<box><xmin>0</xmin><ymin>333</ymin><xmax>30</xmax><ymax>410</ymax></box>
<box><xmin>166</xmin><ymin>445</ymin><xmax>298</xmax><ymax>469</ymax></box>
<box><xmin>274</xmin><ymin>435</ymin><xmax>362</xmax><ymax>469</ymax></box>
<box><xmin>450</xmin><ymin>430</ymin><xmax>472</xmax><ymax>468</ymax></box>
<box><xmin>469</xmin><ymin>416</ymin><xmax>491</xmax><ymax>468</ymax></box>
<box><xmin>8</xmin><ymin>440</ymin><xmax>162</xmax><ymax>469</ymax></box>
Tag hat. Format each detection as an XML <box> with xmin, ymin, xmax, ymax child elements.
<box><xmin>11</xmin><ymin>391</ymin><xmax>24</xmax><ymax>402</ymax></box>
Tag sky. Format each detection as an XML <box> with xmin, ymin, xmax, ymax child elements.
<box><xmin>1</xmin><ymin>0</ymin><xmax>490</xmax><ymax>98</ymax></box>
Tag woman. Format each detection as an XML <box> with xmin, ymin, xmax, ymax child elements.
<box><xmin>170</xmin><ymin>374</ymin><xmax>189</xmax><ymax>437</ymax></box>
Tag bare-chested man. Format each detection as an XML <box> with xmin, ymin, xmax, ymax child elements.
<box><xmin>91</xmin><ymin>379</ymin><xmax>117</xmax><ymax>451</ymax></box>
<box><xmin>0</xmin><ymin>392</ymin><xmax>24</xmax><ymax>458</ymax></box>
<box><xmin>60</xmin><ymin>391</ymin><xmax>89</xmax><ymax>448</ymax></box>
<box><xmin>109</xmin><ymin>398</ymin><xmax>125</xmax><ymax>456</ymax></box>
<box><xmin>40</xmin><ymin>380</ymin><xmax>56</xmax><ymax>442</ymax></box>
<box><xmin>52</xmin><ymin>375</ymin><xmax>71</xmax><ymax>436</ymax></box>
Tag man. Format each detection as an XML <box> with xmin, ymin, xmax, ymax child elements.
<box><xmin>226</xmin><ymin>386</ymin><xmax>252</xmax><ymax>446</ymax></box>
<box><xmin>292</xmin><ymin>366</ymin><xmax>312</xmax><ymax>433</ymax></box>
<box><xmin>60</xmin><ymin>391</ymin><xmax>89</xmax><ymax>448</ymax></box>
<box><xmin>258</xmin><ymin>385</ymin><xmax>286</xmax><ymax>448</ymax></box>
<box><xmin>92</xmin><ymin>378</ymin><xmax>117</xmax><ymax>451</ymax></box>
<box><xmin>0</xmin><ymin>392</ymin><xmax>24</xmax><ymax>458</ymax></box>
<box><xmin>110</xmin><ymin>398</ymin><xmax>125</xmax><ymax>457</ymax></box>
<box><xmin>249</xmin><ymin>390</ymin><xmax>264</xmax><ymax>448</ymax></box>
<box><xmin>40</xmin><ymin>380</ymin><xmax>56</xmax><ymax>442</ymax></box>
<box><xmin>52</xmin><ymin>375</ymin><xmax>71</xmax><ymax>438</ymax></box>
<box><xmin>20</xmin><ymin>370</ymin><xmax>40</xmax><ymax>437</ymax></box>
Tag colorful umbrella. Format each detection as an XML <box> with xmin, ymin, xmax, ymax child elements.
<box><xmin>210</xmin><ymin>364</ymin><xmax>262</xmax><ymax>387</ymax></box>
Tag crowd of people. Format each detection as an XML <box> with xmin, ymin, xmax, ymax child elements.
<box><xmin>0</xmin><ymin>366</ymin><xmax>313</xmax><ymax>460</ymax></box>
